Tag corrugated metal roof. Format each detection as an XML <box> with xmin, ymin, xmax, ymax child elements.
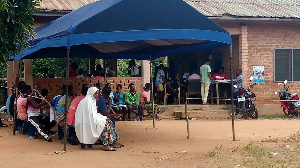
<box><xmin>184</xmin><ymin>0</ymin><xmax>300</xmax><ymax>18</ymax></box>
<box><xmin>38</xmin><ymin>0</ymin><xmax>99</xmax><ymax>11</ymax></box>
<box><xmin>38</xmin><ymin>0</ymin><xmax>300</xmax><ymax>18</ymax></box>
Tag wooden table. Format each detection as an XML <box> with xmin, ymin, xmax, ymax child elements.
<box><xmin>215</xmin><ymin>80</ymin><xmax>232</xmax><ymax>105</ymax></box>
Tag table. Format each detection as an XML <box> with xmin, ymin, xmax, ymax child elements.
<box><xmin>215</xmin><ymin>80</ymin><xmax>233</xmax><ymax>105</ymax></box>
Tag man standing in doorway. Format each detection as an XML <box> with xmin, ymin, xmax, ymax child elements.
<box><xmin>200</xmin><ymin>60</ymin><xmax>214</xmax><ymax>104</ymax></box>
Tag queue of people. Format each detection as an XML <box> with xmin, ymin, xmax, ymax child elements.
<box><xmin>3</xmin><ymin>80</ymin><xmax>161</xmax><ymax>151</ymax></box>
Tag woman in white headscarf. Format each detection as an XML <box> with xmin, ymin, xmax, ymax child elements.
<box><xmin>75</xmin><ymin>87</ymin><xmax>123</xmax><ymax>151</ymax></box>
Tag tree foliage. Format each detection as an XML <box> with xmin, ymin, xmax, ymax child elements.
<box><xmin>0</xmin><ymin>0</ymin><xmax>38</xmax><ymax>60</ymax></box>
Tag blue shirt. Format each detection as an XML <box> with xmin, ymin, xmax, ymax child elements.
<box><xmin>50</xmin><ymin>95</ymin><xmax>63</xmax><ymax>111</ymax></box>
<box><xmin>96</xmin><ymin>95</ymin><xmax>107</xmax><ymax>113</ymax></box>
<box><xmin>234</xmin><ymin>75</ymin><xmax>243</xmax><ymax>92</ymax></box>
<box><xmin>6</xmin><ymin>94</ymin><xmax>12</xmax><ymax>115</ymax></box>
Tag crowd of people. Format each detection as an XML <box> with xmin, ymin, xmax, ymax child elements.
<box><xmin>1</xmin><ymin>79</ymin><xmax>160</xmax><ymax>151</ymax></box>
<box><xmin>0</xmin><ymin>59</ymin><xmax>245</xmax><ymax>151</ymax></box>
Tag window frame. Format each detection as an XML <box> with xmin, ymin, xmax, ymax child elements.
<box><xmin>274</xmin><ymin>48</ymin><xmax>300</xmax><ymax>82</ymax></box>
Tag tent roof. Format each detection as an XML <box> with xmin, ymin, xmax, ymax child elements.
<box><xmin>12</xmin><ymin>0</ymin><xmax>232</xmax><ymax>61</ymax></box>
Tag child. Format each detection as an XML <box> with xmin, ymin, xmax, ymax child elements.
<box><xmin>113</xmin><ymin>84</ymin><xmax>127</xmax><ymax>120</ymax></box>
<box><xmin>140</xmin><ymin>83</ymin><xmax>160</xmax><ymax>120</ymax></box>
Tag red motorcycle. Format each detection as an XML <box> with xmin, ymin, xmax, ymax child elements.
<box><xmin>276</xmin><ymin>80</ymin><xmax>300</xmax><ymax>117</ymax></box>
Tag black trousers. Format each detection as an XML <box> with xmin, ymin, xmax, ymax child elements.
<box><xmin>28</xmin><ymin>116</ymin><xmax>56</xmax><ymax>139</ymax></box>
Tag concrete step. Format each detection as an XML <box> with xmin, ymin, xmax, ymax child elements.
<box><xmin>159</xmin><ymin>104</ymin><xmax>234</xmax><ymax>119</ymax></box>
<box><xmin>174</xmin><ymin>110</ymin><xmax>231</xmax><ymax>119</ymax></box>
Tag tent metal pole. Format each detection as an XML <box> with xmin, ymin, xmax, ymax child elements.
<box><xmin>185</xmin><ymin>93</ymin><xmax>190</xmax><ymax>139</ymax></box>
<box><xmin>230</xmin><ymin>45</ymin><xmax>236</xmax><ymax>141</ymax></box>
<box><xmin>64</xmin><ymin>46</ymin><xmax>70</xmax><ymax>151</ymax></box>
<box><xmin>104</xmin><ymin>59</ymin><xmax>107</xmax><ymax>84</ymax></box>
<box><xmin>150</xmin><ymin>56</ymin><xmax>155</xmax><ymax>128</ymax></box>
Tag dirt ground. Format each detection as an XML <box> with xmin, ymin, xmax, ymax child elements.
<box><xmin>1</xmin><ymin>118</ymin><xmax>300</xmax><ymax>168</ymax></box>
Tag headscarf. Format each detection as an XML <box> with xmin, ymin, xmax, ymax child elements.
<box><xmin>75</xmin><ymin>87</ymin><xmax>107</xmax><ymax>144</ymax></box>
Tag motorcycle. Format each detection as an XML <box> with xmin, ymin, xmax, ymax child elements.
<box><xmin>236</xmin><ymin>76</ymin><xmax>258</xmax><ymax>119</ymax></box>
<box><xmin>275</xmin><ymin>80</ymin><xmax>300</xmax><ymax>117</ymax></box>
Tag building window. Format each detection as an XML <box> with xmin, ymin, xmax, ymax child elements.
<box><xmin>274</xmin><ymin>49</ymin><xmax>300</xmax><ymax>82</ymax></box>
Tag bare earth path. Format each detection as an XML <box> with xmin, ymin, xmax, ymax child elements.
<box><xmin>0</xmin><ymin>119</ymin><xmax>300</xmax><ymax>168</ymax></box>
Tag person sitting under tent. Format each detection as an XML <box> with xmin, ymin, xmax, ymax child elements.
<box><xmin>75</xmin><ymin>87</ymin><xmax>123</xmax><ymax>151</ymax></box>
<box><xmin>155</xmin><ymin>64</ymin><xmax>166</xmax><ymax>105</ymax></box>
<box><xmin>24</xmin><ymin>85</ymin><xmax>56</xmax><ymax>141</ymax></box>
<box><xmin>50</xmin><ymin>85</ymin><xmax>66</xmax><ymax>139</ymax></box>
<box><xmin>166</xmin><ymin>72</ymin><xmax>181</xmax><ymax>104</ymax></box>
<box><xmin>128</xmin><ymin>59</ymin><xmax>141</xmax><ymax>77</ymax></box>
<box><xmin>69</xmin><ymin>63</ymin><xmax>78</xmax><ymax>78</ymax></box>
<box><xmin>14</xmin><ymin>81</ymin><xmax>27</xmax><ymax>133</ymax></box>
<box><xmin>113</xmin><ymin>84</ymin><xmax>127</xmax><ymax>120</ymax></box>
<box><xmin>96</xmin><ymin>86</ymin><xmax>120</xmax><ymax>126</ymax></box>
<box><xmin>67</xmin><ymin>84</ymin><xmax>88</xmax><ymax>145</ymax></box>
<box><xmin>4</xmin><ymin>86</ymin><xmax>15</xmax><ymax>128</ymax></box>
<box><xmin>125</xmin><ymin>83</ymin><xmax>143</xmax><ymax>121</ymax></box>
<box><xmin>94</xmin><ymin>64</ymin><xmax>105</xmax><ymax>77</ymax></box>
<box><xmin>212</xmin><ymin>68</ymin><xmax>229</xmax><ymax>98</ymax></box>
<box><xmin>140</xmin><ymin>83</ymin><xmax>160</xmax><ymax>120</ymax></box>
<box><xmin>56</xmin><ymin>85</ymin><xmax>75</xmax><ymax>140</ymax></box>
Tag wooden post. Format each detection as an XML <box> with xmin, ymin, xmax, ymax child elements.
<box><xmin>24</xmin><ymin>59</ymin><xmax>33</xmax><ymax>87</ymax></box>
<box><xmin>12</xmin><ymin>61</ymin><xmax>20</xmax><ymax>135</ymax></box>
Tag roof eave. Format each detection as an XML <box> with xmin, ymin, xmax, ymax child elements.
<box><xmin>34</xmin><ymin>10</ymin><xmax>71</xmax><ymax>17</ymax></box>
<box><xmin>208</xmin><ymin>15</ymin><xmax>300</xmax><ymax>22</ymax></box>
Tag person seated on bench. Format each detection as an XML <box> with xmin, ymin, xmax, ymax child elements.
<box><xmin>75</xmin><ymin>87</ymin><xmax>123</xmax><ymax>151</ymax></box>
<box><xmin>125</xmin><ymin>83</ymin><xmax>143</xmax><ymax>121</ymax></box>
<box><xmin>96</xmin><ymin>86</ymin><xmax>120</xmax><ymax>126</ymax></box>
<box><xmin>140</xmin><ymin>83</ymin><xmax>160</xmax><ymax>120</ymax></box>
<box><xmin>212</xmin><ymin>68</ymin><xmax>228</xmax><ymax>80</ymax></box>
<box><xmin>212</xmin><ymin>68</ymin><xmax>229</xmax><ymax>98</ymax></box>
<box><xmin>113</xmin><ymin>84</ymin><xmax>127</xmax><ymax>120</ymax></box>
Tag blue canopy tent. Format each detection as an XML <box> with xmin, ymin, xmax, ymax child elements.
<box><xmin>13</xmin><ymin>0</ymin><xmax>231</xmax><ymax>60</ymax></box>
<box><xmin>11</xmin><ymin>0</ymin><xmax>235</xmax><ymax>150</ymax></box>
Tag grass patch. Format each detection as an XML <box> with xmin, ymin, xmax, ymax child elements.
<box><xmin>283</xmin><ymin>131</ymin><xmax>300</xmax><ymax>143</ymax></box>
<box><xmin>205</xmin><ymin>145</ymin><xmax>222</xmax><ymax>157</ymax></box>
<box><xmin>243</xmin><ymin>142</ymin><xmax>266</xmax><ymax>157</ymax></box>
<box><xmin>259</xmin><ymin>114</ymin><xmax>288</xmax><ymax>119</ymax></box>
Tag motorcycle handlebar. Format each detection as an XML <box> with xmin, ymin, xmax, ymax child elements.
<box><xmin>248</xmin><ymin>83</ymin><xmax>257</xmax><ymax>89</ymax></box>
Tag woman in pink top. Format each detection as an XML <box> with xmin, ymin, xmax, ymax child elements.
<box><xmin>67</xmin><ymin>85</ymin><xmax>88</xmax><ymax>145</ymax></box>
<box><xmin>17</xmin><ymin>97</ymin><xmax>27</xmax><ymax>121</ymax></box>
<box><xmin>140</xmin><ymin>83</ymin><xmax>160</xmax><ymax>119</ymax></box>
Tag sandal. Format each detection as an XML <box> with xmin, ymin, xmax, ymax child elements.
<box><xmin>0</xmin><ymin>123</ymin><xmax>7</xmax><ymax>127</ymax></box>
<box><xmin>103</xmin><ymin>145</ymin><xmax>116</xmax><ymax>151</ymax></box>
<box><xmin>110</xmin><ymin>142</ymin><xmax>124</xmax><ymax>148</ymax></box>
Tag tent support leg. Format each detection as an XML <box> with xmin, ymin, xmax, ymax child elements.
<box><xmin>230</xmin><ymin>45</ymin><xmax>236</xmax><ymax>141</ymax></box>
<box><xmin>150</xmin><ymin>57</ymin><xmax>155</xmax><ymax>128</ymax></box>
<box><xmin>104</xmin><ymin>59</ymin><xmax>107</xmax><ymax>83</ymax></box>
<box><xmin>185</xmin><ymin>93</ymin><xmax>190</xmax><ymax>139</ymax></box>
<box><xmin>64</xmin><ymin>46</ymin><xmax>70</xmax><ymax>151</ymax></box>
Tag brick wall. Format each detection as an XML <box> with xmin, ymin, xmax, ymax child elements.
<box><xmin>244</xmin><ymin>22</ymin><xmax>300</xmax><ymax>104</ymax></box>
<box><xmin>33</xmin><ymin>77</ymin><xmax>143</xmax><ymax>101</ymax></box>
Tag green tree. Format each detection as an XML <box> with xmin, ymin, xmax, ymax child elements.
<box><xmin>0</xmin><ymin>0</ymin><xmax>38</xmax><ymax>60</ymax></box>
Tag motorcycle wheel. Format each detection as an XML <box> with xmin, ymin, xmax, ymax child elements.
<box><xmin>250</xmin><ymin>106</ymin><xmax>258</xmax><ymax>119</ymax></box>
<box><xmin>241</xmin><ymin>102</ymin><xmax>249</xmax><ymax>119</ymax></box>
<box><xmin>283</xmin><ymin>108</ymin><xmax>294</xmax><ymax>118</ymax></box>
